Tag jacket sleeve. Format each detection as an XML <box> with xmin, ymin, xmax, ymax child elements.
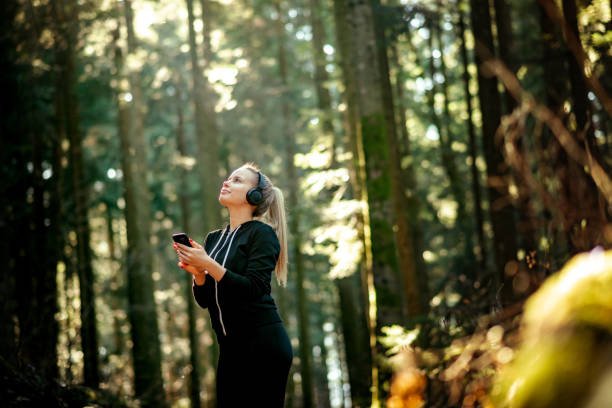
<box><xmin>218</xmin><ymin>224</ymin><xmax>280</xmax><ymax>302</ymax></box>
<box><xmin>192</xmin><ymin>231</ymin><xmax>216</xmax><ymax>309</ymax></box>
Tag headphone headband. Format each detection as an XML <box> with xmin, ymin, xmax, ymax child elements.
<box><xmin>257</xmin><ymin>171</ymin><xmax>265</xmax><ymax>190</ymax></box>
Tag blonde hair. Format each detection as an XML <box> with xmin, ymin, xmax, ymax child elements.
<box><xmin>242</xmin><ymin>163</ymin><xmax>288</xmax><ymax>286</ymax></box>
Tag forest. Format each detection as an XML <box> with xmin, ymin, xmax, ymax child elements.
<box><xmin>1</xmin><ymin>0</ymin><xmax>611</xmax><ymax>407</ymax></box>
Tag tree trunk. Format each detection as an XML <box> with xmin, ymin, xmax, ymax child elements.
<box><xmin>174</xmin><ymin>83</ymin><xmax>203</xmax><ymax>408</ymax></box>
<box><xmin>104</xmin><ymin>205</ymin><xmax>125</xmax><ymax>357</ymax></box>
<box><xmin>186</xmin><ymin>0</ymin><xmax>221</xmax><ymax>237</ymax></box>
<box><xmin>115</xmin><ymin>3</ymin><xmax>167</xmax><ymax>403</ymax></box>
<box><xmin>457</xmin><ymin>3</ymin><xmax>488</xmax><ymax>276</ymax></box>
<box><xmin>274</xmin><ymin>3</ymin><xmax>314</xmax><ymax>407</ymax></box>
<box><xmin>335</xmin><ymin>275</ymin><xmax>372</xmax><ymax>407</ymax></box>
<box><xmin>431</xmin><ymin>15</ymin><xmax>477</xmax><ymax>272</ymax></box>
<box><xmin>313</xmin><ymin>313</ymin><xmax>332</xmax><ymax>408</ymax></box>
<box><xmin>53</xmin><ymin>0</ymin><xmax>100</xmax><ymax>386</ymax></box>
<box><xmin>370</xmin><ymin>0</ymin><xmax>428</xmax><ymax>319</ymax></box>
<box><xmin>0</xmin><ymin>0</ymin><xmax>23</xmax><ymax>365</ymax></box>
<box><xmin>468</xmin><ymin>0</ymin><xmax>519</xmax><ymax>304</ymax></box>
<box><xmin>332</xmin><ymin>0</ymin><xmax>377</xmax><ymax>404</ymax></box>
<box><xmin>388</xmin><ymin>40</ymin><xmax>429</xmax><ymax>319</ymax></box>
<box><xmin>309</xmin><ymin>0</ymin><xmax>337</xmax><ymax>166</ymax></box>
<box><xmin>494</xmin><ymin>0</ymin><xmax>539</xmax><ymax>261</ymax></box>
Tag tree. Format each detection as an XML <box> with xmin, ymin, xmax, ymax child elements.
<box><xmin>332</xmin><ymin>0</ymin><xmax>375</xmax><ymax>404</ymax></box>
<box><xmin>114</xmin><ymin>1</ymin><xmax>166</xmax><ymax>404</ymax></box>
<box><xmin>173</xmin><ymin>80</ymin><xmax>202</xmax><ymax>408</ymax></box>
<box><xmin>427</xmin><ymin>13</ymin><xmax>476</xmax><ymax>272</ymax></box>
<box><xmin>456</xmin><ymin>1</ymin><xmax>488</xmax><ymax>275</ymax></box>
<box><xmin>468</xmin><ymin>0</ymin><xmax>519</xmax><ymax>304</ymax></box>
<box><xmin>274</xmin><ymin>2</ymin><xmax>314</xmax><ymax>406</ymax></box>
<box><xmin>52</xmin><ymin>0</ymin><xmax>100</xmax><ymax>387</ymax></box>
<box><xmin>186</xmin><ymin>0</ymin><xmax>222</xmax><ymax>237</ymax></box>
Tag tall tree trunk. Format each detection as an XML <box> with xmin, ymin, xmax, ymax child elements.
<box><xmin>33</xmin><ymin>117</ymin><xmax>60</xmax><ymax>380</ymax></box>
<box><xmin>371</xmin><ymin>0</ymin><xmax>428</xmax><ymax>319</ymax></box>
<box><xmin>115</xmin><ymin>3</ymin><xmax>167</xmax><ymax>403</ymax></box>
<box><xmin>431</xmin><ymin>15</ymin><xmax>477</xmax><ymax>272</ymax></box>
<box><xmin>276</xmin><ymin>281</ymin><xmax>295</xmax><ymax>407</ymax></box>
<box><xmin>494</xmin><ymin>0</ymin><xmax>538</xmax><ymax>262</ymax></box>
<box><xmin>537</xmin><ymin>0</ymin><xmax>571</xmax><ymax>265</ymax></box>
<box><xmin>389</xmin><ymin>39</ymin><xmax>429</xmax><ymax>319</ymax></box>
<box><xmin>53</xmin><ymin>0</ymin><xmax>100</xmax><ymax>386</ymax></box>
<box><xmin>274</xmin><ymin>3</ymin><xmax>314</xmax><ymax>406</ymax></box>
<box><xmin>468</xmin><ymin>0</ymin><xmax>519</xmax><ymax>304</ymax></box>
<box><xmin>342</xmin><ymin>0</ymin><xmax>428</xmax><ymax>402</ymax></box>
<box><xmin>332</xmin><ymin>0</ymin><xmax>377</xmax><ymax>404</ymax></box>
<box><xmin>174</xmin><ymin>83</ymin><xmax>203</xmax><ymax>408</ymax></box>
<box><xmin>313</xmin><ymin>313</ymin><xmax>332</xmax><ymax>408</ymax></box>
<box><xmin>457</xmin><ymin>3</ymin><xmax>488</xmax><ymax>276</ymax></box>
<box><xmin>309</xmin><ymin>0</ymin><xmax>337</xmax><ymax>166</ymax></box>
<box><xmin>104</xmin><ymin>204</ymin><xmax>125</xmax><ymax>357</ymax></box>
<box><xmin>345</xmin><ymin>0</ymin><xmax>403</xmax><ymax>334</ymax></box>
<box><xmin>186</xmin><ymin>0</ymin><xmax>221</xmax><ymax>237</ymax></box>
<box><xmin>335</xmin><ymin>274</ymin><xmax>372</xmax><ymax>407</ymax></box>
<box><xmin>0</xmin><ymin>0</ymin><xmax>23</xmax><ymax>365</ymax></box>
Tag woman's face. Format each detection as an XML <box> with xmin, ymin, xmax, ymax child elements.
<box><xmin>218</xmin><ymin>167</ymin><xmax>258</xmax><ymax>208</ymax></box>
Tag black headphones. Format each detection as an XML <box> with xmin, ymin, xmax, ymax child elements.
<box><xmin>246</xmin><ymin>171</ymin><xmax>266</xmax><ymax>206</ymax></box>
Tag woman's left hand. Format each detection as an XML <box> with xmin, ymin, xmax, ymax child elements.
<box><xmin>175</xmin><ymin>239</ymin><xmax>210</xmax><ymax>271</ymax></box>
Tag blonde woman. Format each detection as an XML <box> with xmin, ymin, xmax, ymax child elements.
<box><xmin>174</xmin><ymin>163</ymin><xmax>292</xmax><ymax>407</ymax></box>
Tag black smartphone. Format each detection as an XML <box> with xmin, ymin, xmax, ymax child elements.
<box><xmin>172</xmin><ymin>233</ymin><xmax>192</xmax><ymax>247</ymax></box>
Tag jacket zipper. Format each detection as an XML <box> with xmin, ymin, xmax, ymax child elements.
<box><xmin>210</xmin><ymin>225</ymin><xmax>241</xmax><ymax>336</ymax></box>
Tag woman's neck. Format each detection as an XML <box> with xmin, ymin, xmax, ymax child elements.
<box><xmin>228</xmin><ymin>207</ymin><xmax>254</xmax><ymax>232</ymax></box>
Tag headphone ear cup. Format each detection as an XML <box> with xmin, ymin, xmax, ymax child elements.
<box><xmin>246</xmin><ymin>188</ymin><xmax>263</xmax><ymax>206</ymax></box>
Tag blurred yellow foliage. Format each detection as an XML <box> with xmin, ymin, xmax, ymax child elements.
<box><xmin>491</xmin><ymin>248</ymin><xmax>612</xmax><ymax>408</ymax></box>
<box><xmin>387</xmin><ymin>351</ymin><xmax>427</xmax><ymax>408</ymax></box>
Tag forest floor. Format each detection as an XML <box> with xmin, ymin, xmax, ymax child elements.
<box><xmin>0</xmin><ymin>357</ymin><xmax>129</xmax><ymax>408</ymax></box>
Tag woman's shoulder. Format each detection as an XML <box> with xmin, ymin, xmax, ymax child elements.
<box><xmin>204</xmin><ymin>227</ymin><xmax>226</xmax><ymax>244</ymax></box>
<box><xmin>247</xmin><ymin>220</ymin><xmax>275</xmax><ymax>234</ymax></box>
<box><xmin>246</xmin><ymin>220</ymin><xmax>279</xmax><ymax>247</ymax></box>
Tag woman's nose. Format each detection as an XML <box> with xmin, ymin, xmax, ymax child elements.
<box><xmin>222</xmin><ymin>180</ymin><xmax>230</xmax><ymax>187</ymax></box>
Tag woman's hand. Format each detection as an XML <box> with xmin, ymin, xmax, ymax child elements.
<box><xmin>174</xmin><ymin>239</ymin><xmax>209</xmax><ymax>285</ymax></box>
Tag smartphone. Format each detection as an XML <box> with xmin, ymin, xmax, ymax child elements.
<box><xmin>172</xmin><ymin>233</ymin><xmax>193</xmax><ymax>247</ymax></box>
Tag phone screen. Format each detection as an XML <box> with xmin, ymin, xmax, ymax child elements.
<box><xmin>172</xmin><ymin>233</ymin><xmax>192</xmax><ymax>247</ymax></box>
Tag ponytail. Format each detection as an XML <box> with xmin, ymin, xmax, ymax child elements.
<box><xmin>267</xmin><ymin>187</ymin><xmax>288</xmax><ymax>286</ymax></box>
<box><xmin>242</xmin><ymin>164</ymin><xmax>289</xmax><ymax>286</ymax></box>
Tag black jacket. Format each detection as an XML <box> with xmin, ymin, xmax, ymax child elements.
<box><xmin>193</xmin><ymin>220</ymin><xmax>282</xmax><ymax>338</ymax></box>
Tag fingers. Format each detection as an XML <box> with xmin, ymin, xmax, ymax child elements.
<box><xmin>189</xmin><ymin>239</ymin><xmax>203</xmax><ymax>249</ymax></box>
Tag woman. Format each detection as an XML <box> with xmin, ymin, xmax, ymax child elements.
<box><xmin>173</xmin><ymin>163</ymin><xmax>293</xmax><ymax>407</ymax></box>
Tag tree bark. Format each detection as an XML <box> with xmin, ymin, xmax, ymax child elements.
<box><xmin>332</xmin><ymin>0</ymin><xmax>377</xmax><ymax>404</ymax></box>
<box><xmin>53</xmin><ymin>0</ymin><xmax>100</xmax><ymax>386</ymax></box>
<box><xmin>468</xmin><ymin>0</ymin><xmax>519</xmax><ymax>304</ymax></box>
<box><xmin>309</xmin><ymin>0</ymin><xmax>337</xmax><ymax>166</ymax></box>
<box><xmin>174</xmin><ymin>83</ymin><xmax>203</xmax><ymax>408</ymax></box>
<box><xmin>493</xmin><ymin>0</ymin><xmax>539</xmax><ymax>261</ymax></box>
<box><xmin>457</xmin><ymin>3</ymin><xmax>488</xmax><ymax>276</ymax></box>
<box><xmin>115</xmin><ymin>3</ymin><xmax>167</xmax><ymax>404</ymax></box>
<box><xmin>370</xmin><ymin>0</ymin><xmax>428</xmax><ymax>318</ymax></box>
<box><xmin>431</xmin><ymin>15</ymin><xmax>477</xmax><ymax>272</ymax></box>
<box><xmin>388</xmin><ymin>40</ymin><xmax>429</xmax><ymax>321</ymax></box>
<box><xmin>335</xmin><ymin>274</ymin><xmax>372</xmax><ymax>407</ymax></box>
<box><xmin>274</xmin><ymin>2</ymin><xmax>314</xmax><ymax>406</ymax></box>
<box><xmin>186</xmin><ymin>0</ymin><xmax>221</xmax><ymax>237</ymax></box>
